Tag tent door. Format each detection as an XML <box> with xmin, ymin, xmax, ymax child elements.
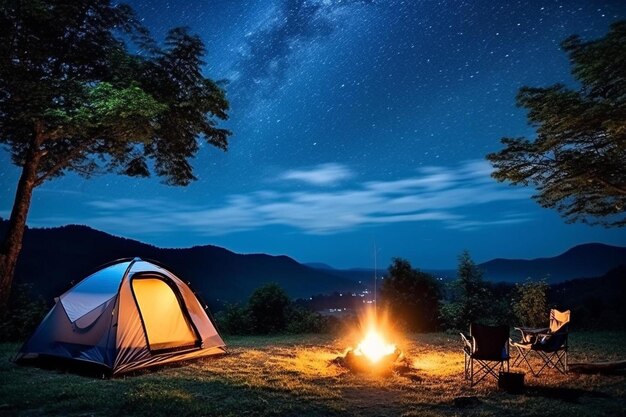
<box><xmin>131</xmin><ymin>276</ymin><xmax>200</xmax><ymax>353</ymax></box>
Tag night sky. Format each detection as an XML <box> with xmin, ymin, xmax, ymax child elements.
<box><xmin>1</xmin><ymin>0</ymin><xmax>626</xmax><ymax>269</ymax></box>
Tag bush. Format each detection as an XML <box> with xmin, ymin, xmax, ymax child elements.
<box><xmin>513</xmin><ymin>279</ymin><xmax>549</xmax><ymax>327</ymax></box>
<box><xmin>381</xmin><ymin>258</ymin><xmax>441</xmax><ymax>332</ymax></box>
<box><xmin>441</xmin><ymin>251</ymin><xmax>506</xmax><ymax>331</ymax></box>
<box><xmin>214</xmin><ymin>303</ymin><xmax>252</xmax><ymax>335</ymax></box>
<box><xmin>285</xmin><ymin>306</ymin><xmax>329</xmax><ymax>334</ymax></box>
<box><xmin>248</xmin><ymin>283</ymin><xmax>291</xmax><ymax>334</ymax></box>
<box><xmin>0</xmin><ymin>284</ymin><xmax>49</xmax><ymax>342</ymax></box>
<box><xmin>215</xmin><ymin>283</ymin><xmax>340</xmax><ymax>335</ymax></box>
<box><xmin>439</xmin><ymin>301</ymin><xmax>462</xmax><ymax>331</ymax></box>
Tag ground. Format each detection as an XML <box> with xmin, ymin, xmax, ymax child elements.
<box><xmin>1</xmin><ymin>332</ymin><xmax>625</xmax><ymax>416</ymax></box>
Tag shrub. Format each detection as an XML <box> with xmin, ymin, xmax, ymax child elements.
<box><xmin>247</xmin><ymin>283</ymin><xmax>291</xmax><ymax>334</ymax></box>
<box><xmin>513</xmin><ymin>279</ymin><xmax>549</xmax><ymax>327</ymax></box>
<box><xmin>0</xmin><ymin>284</ymin><xmax>49</xmax><ymax>342</ymax></box>
<box><xmin>441</xmin><ymin>251</ymin><xmax>502</xmax><ymax>331</ymax></box>
<box><xmin>215</xmin><ymin>283</ymin><xmax>340</xmax><ymax>335</ymax></box>
<box><xmin>285</xmin><ymin>306</ymin><xmax>328</xmax><ymax>334</ymax></box>
<box><xmin>381</xmin><ymin>258</ymin><xmax>441</xmax><ymax>332</ymax></box>
<box><xmin>214</xmin><ymin>303</ymin><xmax>252</xmax><ymax>335</ymax></box>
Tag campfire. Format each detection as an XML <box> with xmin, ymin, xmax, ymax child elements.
<box><xmin>353</xmin><ymin>329</ymin><xmax>398</xmax><ymax>363</ymax></box>
<box><xmin>333</xmin><ymin>311</ymin><xmax>405</xmax><ymax>374</ymax></box>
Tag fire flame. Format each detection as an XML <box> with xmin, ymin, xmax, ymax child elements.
<box><xmin>354</xmin><ymin>329</ymin><xmax>396</xmax><ymax>363</ymax></box>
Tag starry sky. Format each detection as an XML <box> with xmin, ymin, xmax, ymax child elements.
<box><xmin>1</xmin><ymin>0</ymin><xmax>626</xmax><ymax>269</ymax></box>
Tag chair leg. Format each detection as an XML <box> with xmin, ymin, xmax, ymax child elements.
<box><xmin>553</xmin><ymin>350</ymin><xmax>568</xmax><ymax>374</ymax></box>
<box><xmin>470</xmin><ymin>359</ymin><xmax>504</xmax><ymax>386</ymax></box>
<box><xmin>534</xmin><ymin>351</ymin><xmax>551</xmax><ymax>376</ymax></box>
<box><xmin>512</xmin><ymin>345</ymin><xmax>528</xmax><ymax>367</ymax></box>
<box><xmin>533</xmin><ymin>350</ymin><xmax>568</xmax><ymax>376</ymax></box>
<box><xmin>515</xmin><ymin>347</ymin><xmax>536</xmax><ymax>376</ymax></box>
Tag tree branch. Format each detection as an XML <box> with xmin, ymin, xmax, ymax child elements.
<box><xmin>34</xmin><ymin>140</ymin><xmax>93</xmax><ymax>187</ymax></box>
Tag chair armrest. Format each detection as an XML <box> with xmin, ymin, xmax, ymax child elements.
<box><xmin>515</xmin><ymin>326</ymin><xmax>549</xmax><ymax>343</ymax></box>
<box><xmin>460</xmin><ymin>332</ymin><xmax>472</xmax><ymax>352</ymax></box>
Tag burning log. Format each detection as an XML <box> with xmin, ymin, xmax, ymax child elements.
<box><xmin>345</xmin><ymin>347</ymin><xmax>402</xmax><ymax>373</ymax></box>
<box><xmin>331</xmin><ymin>329</ymin><xmax>406</xmax><ymax>374</ymax></box>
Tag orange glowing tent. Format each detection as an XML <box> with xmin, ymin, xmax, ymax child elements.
<box><xmin>16</xmin><ymin>258</ymin><xmax>225</xmax><ymax>375</ymax></box>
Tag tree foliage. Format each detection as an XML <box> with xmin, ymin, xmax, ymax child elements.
<box><xmin>0</xmin><ymin>0</ymin><xmax>230</xmax><ymax>312</ymax></box>
<box><xmin>513</xmin><ymin>279</ymin><xmax>549</xmax><ymax>328</ymax></box>
<box><xmin>487</xmin><ymin>21</ymin><xmax>626</xmax><ymax>227</ymax></box>
<box><xmin>0</xmin><ymin>283</ymin><xmax>48</xmax><ymax>342</ymax></box>
<box><xmin>380</xmin><ymin>258</ymin><xmax>441</xmax><ymax>332</ymax></box>
<box><xmin>441</xmin><ymin>251</ymin><xmax>493</xmax><ymax>330</ymax></box>
<box><xmin>247</xmin><ymin>283</ymin><xmax>292</xmax><ymax>334</ymax></box>
<box><xmin>215</xmin><ymin>283</ymin><xmax>335</xmax><ymax>335</ymax></box>
<box><xmin>0</xmin><ymin>0</ymin><xmax>230</xmax><ymax>186</ymax></box>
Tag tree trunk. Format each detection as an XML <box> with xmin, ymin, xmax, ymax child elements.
<box><xmin>0</xmin><ymin>123</ymin><xmax>45</xmax><ymax>316</ymax></box>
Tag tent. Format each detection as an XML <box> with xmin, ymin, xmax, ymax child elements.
<box><xmin>16</xmin><ymin>257</ymin><xmax>226</xmax><ymax>375</ymax></box>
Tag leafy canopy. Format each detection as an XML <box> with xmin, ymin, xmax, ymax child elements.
<box><xmin>247</xmin><ymin>283</ymin><xmax>292</xmax><ymax>334</ymax></box>
<box><xmin>513</xmin><ymin>279</ymin><xmax>549</xmax><ymax>328</ymax></box>
<box><xmin>487</xmin><ymin>21</ymin><xmax>626</xmax><ymax>227</ymax></box>
<box><xmin>440</xmin><ymin>251</ymin><xmax>494</xmax><ymax>330</ymax></box>
<box><xmin>0</xmin><ymin>0</ymin><xmax>230</xmax><ymax>186</ymax></box>
<box><xmin>381</xmin><ymin>258</ymin><xmax>441</xmax><ymax>332</ymax></box>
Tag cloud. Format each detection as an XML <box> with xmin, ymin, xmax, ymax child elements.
<box><xmin>280</xmin><ymin>163</ymin><xmax>353</xmax><ymax>185</ymax></box>
<box><xmin>78</xmin><ymin>160</ymin><xmax>533</xmax><ymax>236</ymax></box>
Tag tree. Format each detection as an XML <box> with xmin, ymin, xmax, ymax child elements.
<box><xmin>380</xmin><ymin>258</ymin><xmax>441</xmax><ymax>332</ymax></box>
<box><xmin>487</xmin><ymin>21</ymin><xmax>626</xmax><ymax>227</ymax></box>
<box><xmin>247</xmin><ymin>283</ymin><xmax>292</xmax><ymax>334</ymax></box>
<box><xmin>442</xmin><ymin>251</ymin><xmax>492</xmax><ymax>330</ymax></box>
<box><xmin>0</xmin><ymin>0</ymin><xmax>230</xmax><ymax>313</ymax></box>
<box><xmin>513</xmin><ymin>279</ymin><xmax>549</xmax><ymax>328</ymax></box>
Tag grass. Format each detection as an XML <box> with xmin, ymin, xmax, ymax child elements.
<box><xmin>1</xmin><ymin>331</ymin><xmax>625</xmax><ymax>416</ymax></box>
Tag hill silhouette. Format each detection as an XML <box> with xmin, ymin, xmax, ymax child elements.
<box><xmin>479</xmin><ymin>243</ymin><xmax>626</xmax><ymax>283</ymax></box>
<box><xmin>550</xmin><ymin>265</ymin><xmax>626</xmax><ymax>329</ymax></box>
<box><xmin>0</xmin><ymin>222</ymin><xmax>362</xmax><ymax>305</ymax></box>
<box><xmin>306</xmin><ymin>243</ymin><xmax>626</xmax><ymax>284</ymax></box>
<box><xmin>1</xmin><ymin>221</ymin><xmax>624</xmax><ymax>304</ymax></box>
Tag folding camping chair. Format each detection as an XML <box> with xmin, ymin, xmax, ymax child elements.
<box><xmin>461</xmin><ymin>323</ymin><xmax>510</xmax><ymax>386</ymax></box>
<box><xmin>511</xmin><ymin>309</ymin><xmax>570</xmax><ymax>376</ymax></box>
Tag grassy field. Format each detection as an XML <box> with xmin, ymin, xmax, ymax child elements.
<box><xmin>1</xmin><ymin>331</ymin><xmax>625</xmax><ymax>416</ymax></box>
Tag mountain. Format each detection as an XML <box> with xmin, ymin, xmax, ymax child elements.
<box><xmin>478</xmin><ymin>243</ymin><xmax>626</xmax><ymax>283</ymax></box>
<box><xmin>0</xmin><ymin>222</ymin><xmax>362</xmax><ymax>305</ymax></box>
<box><xmin>304</xmin><ymin>262</ymin><xmax>336</xmax><ymax>270</ymax></box>
<box><xmin>550</xmin><ymin>265</ymin><xmax>626</xmax><ymax>329</ymax></box>
<box><xmin>2</xmin><ymin>221</ymin><xmax>624</xmax><ymax>305</ymax></box>
<box><xmin>307</xmin><ymin>243</ymin><xmax>625</xmax><ymax>285</ymax></box>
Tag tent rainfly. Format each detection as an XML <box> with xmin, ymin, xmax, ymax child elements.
<box><xmin>16</xmin><ymin>258</ymin><xmax>225</xmax><ymax>375</ymax></box>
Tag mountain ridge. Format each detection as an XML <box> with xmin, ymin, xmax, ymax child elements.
<box><xmin>0</xmin><ymin>221</ymin><xmax>362</xmax><ymax>305</ymax></box>
<box><xmin>1</xmin><ymin>221</ymin><xmax>624</xmax><ymax>302</ymax></box>
<box><xmin>308</xmin><ymin>243</ymin><xmax>626</xmax><ymax>284</ymax></box>
<box><xmin>479</xmin><ymin>242</ymin><xmax>626</xmax><ymax>283</ymax></box>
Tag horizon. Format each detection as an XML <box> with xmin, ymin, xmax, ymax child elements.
<box><xmin>6</xmin><ymin>219</ymin><xmax>625</xmax><ymax>271</ymax></box>
<box><xmin>2</xmin><ymin>0</ymin><xmax>626</xmax><ymax>269</ymax></box>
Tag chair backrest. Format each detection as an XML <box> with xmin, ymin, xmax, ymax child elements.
<box><xmin>549</xmin><ymin>309</ymin><xmax>570</xmax><ymax>333</ymax></box>
<box><xmin>470</xmin><ymin>323</ymin><xmax>509</xmax><ymax>360</ymax></box>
